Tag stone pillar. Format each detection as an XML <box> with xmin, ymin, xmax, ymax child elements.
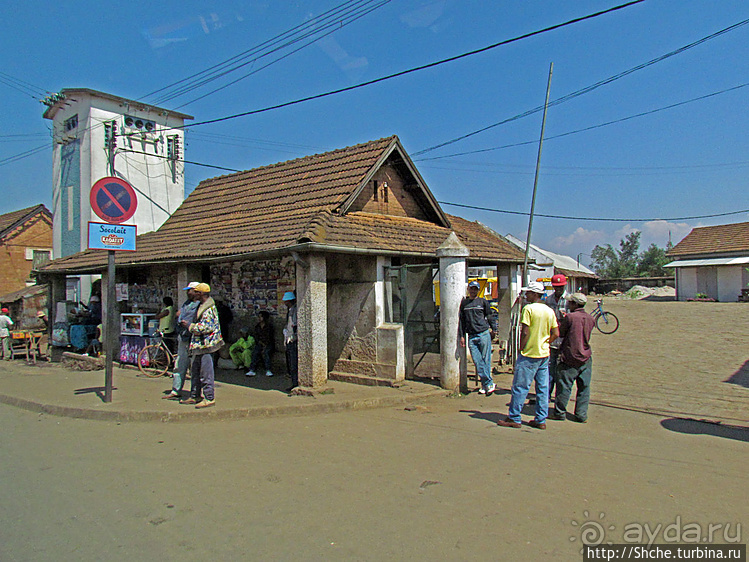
<box><xmin>297</xmin><ymin>254</ymin><xmax>328</xmax><ymax>388</ymax></box>
<box><xmin>436</xmin><ymin>232</ymin><xmax>469</xmax><ymax>392</ymax></box>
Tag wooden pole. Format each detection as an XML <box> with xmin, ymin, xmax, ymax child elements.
<box><xmin>522</xmin><ymin>62</ymin><xmax>554</xmax><ymax>286</ymax></box>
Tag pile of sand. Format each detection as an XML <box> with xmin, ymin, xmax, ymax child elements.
<box><xmin>623</xmin><ymin>285</ymin><xmax>676</xmax><ymax>299</ymax></box>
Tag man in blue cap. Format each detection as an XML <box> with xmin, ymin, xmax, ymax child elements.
<box><xmin>459</xmin><ymin>280</ymin><xmax>497</xmax><ymax>395</ymax></box>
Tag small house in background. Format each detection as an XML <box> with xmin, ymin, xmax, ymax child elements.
<box><xmin>504</xmin><ymin>234</ymin><xmax>598</xmax><ymax>294</ymax></box>
<box><xmin>666</xmin><ymin>221</ymin><xmax>749</xmax><ymax>302</ymax></box>
<box><xmin>0</xmin><ymin>204</ymin><xmax>53</xmax><ymax>295</ymax></box>
<box><xmin>0</xmin><ymin>284</ymin><xmax>47</xmax><ymax>331</ymax></box>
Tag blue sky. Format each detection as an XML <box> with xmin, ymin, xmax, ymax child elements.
<box><xmin>2</xmin><ymin>0</ymin><xmax>748</xmax><ymax>265</ymax></box>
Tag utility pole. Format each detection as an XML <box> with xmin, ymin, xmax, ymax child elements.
<box><xmin>522</xmin><ymin>62</ymin><xmax>553</xmax><ymax>286</ymax></box>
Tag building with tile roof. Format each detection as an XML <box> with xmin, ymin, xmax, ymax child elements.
<box><xmin>40</xmin><ymin>136</ymin><xmax>525</xmax><ymax>387</ymax></box>
<box><xmin>0</xmin><ymin>204</ymin><xmax>53</xmax><ymax>296</ymax></box>
<box><xmin>665</xmin><ymin>221</ymin><xmax>749</xmax><ymax>301</ymax></box>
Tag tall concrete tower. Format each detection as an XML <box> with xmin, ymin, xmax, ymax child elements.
<box><xmin>42</xmin><ymin>89</ymin><xmax>192</xmax><ymax>300</ymax></box>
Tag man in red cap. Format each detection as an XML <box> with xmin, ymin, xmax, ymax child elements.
<box><xmin>544</xmin><ymin>273</ymin><xmax>570</xmax><ymax>400</ymax></box>
<box><xmin>0</xmin><ymin>308</ymin><xmax>13</xmax><ymax>360</ymax></box>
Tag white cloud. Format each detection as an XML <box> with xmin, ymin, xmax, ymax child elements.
<box><xmin>550</xmin><ymin>226</ymin><xmax>607</xmax><ymax>249</ymax></box>
<box><xmin>640</xmin><ymin>220</ymin><xmax>692</xmax><ymax>246</ymax></box>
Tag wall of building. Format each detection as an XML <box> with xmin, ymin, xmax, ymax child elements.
<box><xmin>718</xmin><ymin>266</ymin><xmax>743</xmax><ymax>302</ymax></box>
<box><xmin>675</xmin><ymin>267</ymin><xmax>698</xmax><ymax>301</ymax></box>
<box><xmin>349</xmin><ymin>164</ymin><xmax>429</xmax><ymax>220</ymax></box>
<box><xmin>0</xmin><ymin>215</ymin><xmax>53</xmax><ymax>295</ymax></box>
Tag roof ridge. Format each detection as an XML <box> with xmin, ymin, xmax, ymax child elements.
<box><xmin>197</xmin><ymin>135</ymin><xmax>398</xmax><ymax>185</ymax></box>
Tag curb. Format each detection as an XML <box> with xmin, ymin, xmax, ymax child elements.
<box><xmin>0</xmin><ymin>389</ymin><xmax>448</xmax><ymax>423</ymax></box>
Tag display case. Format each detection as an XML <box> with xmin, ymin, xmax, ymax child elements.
<box><xmin>120</xmin><ymin>313</ymin><xmax>156</xmax><ymax>336</ymax></box>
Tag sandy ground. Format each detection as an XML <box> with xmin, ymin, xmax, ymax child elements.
<box><xmin>0</xmin><ymin>299</ymin><xmax>747</xmax><ymax>561</ymax></box>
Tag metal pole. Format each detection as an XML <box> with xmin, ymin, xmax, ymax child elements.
<box><xmin>522</xmin><ymin>62</ymin><xmax>554</xmax><ymax>286</ymax></box>
<box><xmin>104</xmin><ymin>250</ymin><xmax>115</xmax><ymax>402</ymax></box>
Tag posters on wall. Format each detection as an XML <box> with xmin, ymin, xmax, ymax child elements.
<box><xmin>210</xmin><ymin>256</ymin><xmax>295</xmax><ymax>316</ymax></box>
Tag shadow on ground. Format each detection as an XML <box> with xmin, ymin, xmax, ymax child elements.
<box><xmin>724</xmin><ymin>359</ymin><xmax>749</xmax><ymax>389</ymax></box>
<box><xmin>460</xmin><ymin>410</ymin><xmax>503</xmax><ymax>425</ymax></box>
<box><xmin>660</xmin><ymin>417</ymin><xmax>749</xmax><ymax>443</ymax></box>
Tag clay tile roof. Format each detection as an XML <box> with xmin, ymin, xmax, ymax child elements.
<box><xmin>0</xmin><ymin>204</ymin><xmax>51</xmax><ymax>240</ymax></box>
<box><xmin>667</xmin><ymin>221</ymin><xmax>749</xmax><ymax>257</ymax></box>
<box><xmin>41</xmin><ymin>136</ymin><xmax>524</xmax><ymax>273</ymax></box>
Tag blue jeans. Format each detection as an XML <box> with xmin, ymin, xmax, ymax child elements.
<box><xmin>172</xmin><ymin>337</ymin><xmax>190</xmax><ymax>394</ymax></box>
<box><xmin>508</xmin><ymin>354</ymin><xmax>549</xmax><ymax>423</ymax></box>
<box><xmin>249</xmin><ymin>343</ymin><xmax>272</xmax><ymax>372</ymax></box>
<box><xmin>554</xmin><ymin>357</ymin><xmax>592</xmax><ymax>421</ymax></box>
<box><xmin>548</xmin><ymin>348</ymin><xmax>559</xmax><ymax>399</ymax></box>
<box><xmin>467</xmin><ymin>329</ymin><xmax>493</xmax><ymax>390</ymax></box>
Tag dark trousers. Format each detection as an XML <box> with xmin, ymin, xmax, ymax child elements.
<box><xmin>286</xmin><ymin>341</ymin><xmax>298</xmax><ymax>387</ymax></box>
<box><xmin>190</xmin><ymin>353</ymin><xmax>215</xmax><ymax>401</ymax></box>
<box><xmin>554</xmin><ymin>357</ymin><xmax>592</xmax><ymax>421</ymax></box>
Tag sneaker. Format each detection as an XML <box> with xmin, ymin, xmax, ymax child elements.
<box><xmin>179</xmin><ymin>398</ymin><xmax>197</xmax><ymax>405</ymax></box>
<box><xmin>486</xmin><ymin>383</ymin><xmax>496</xmax><ymax>396</ymax></box>
<box><xmin>572</xmin><ymin>415</ymin><xmax>588</xmax><ymax>423</ymax></box>
<box><xmin>265</xmin><ymin>371</ymin><xmax>274</xmax><ymax>377</ymax></box>
<box><xmin>161</xmin><ymin>392</ymin><xmax>180</xmax><ymax>400</ymax></box>
<box><xmin>478</xmin><ymin>387</ymin><xmax>487</xmax><ymax>395</ymax></box>
<box><xmin>195</xmin><ymin>399</ymin><xmax>215</xmax><ymax>409</ymax></box>
<box><xmin>245</xmin><ymin>370</ymin><xmax>256</xmax><ymax>377</ymax></box>
<box><xmin>548</xmin><ymin>412</ymin><xmax>566</xmax><ymax>421</ymax></box>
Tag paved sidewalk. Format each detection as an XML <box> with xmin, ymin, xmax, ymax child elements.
<box><xmin>0</xmin><ymin>359</ymin><xmax>447</xmax><ymax>422</ymax></box>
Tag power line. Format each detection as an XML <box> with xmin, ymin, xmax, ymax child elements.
<box><xmin>146</xmin><ymin>0</ymin><xmax>390</xmax><ymax>106</ymax></box>
<box><xmin>117</xmin><ymin>149</ymin><xmax>242</xmax><ymax>173</ymax></box>
<box><xmin>415</xmin><ymin>82</ymin><xmax>749</xmax><ymax>161</ymax></box>
<box><xmin>180</xmin><ymin>0</ymin><xmax>646</xmax><ymax>130</ymax></box>
<box><xmin>413</xmin><ymin>16</ymin><xmax>749</xmax><ymax>156</ymax></box>
<box><xmin>173</xmin><ymin>0</ymin><xmax>393</xmax><ymax>109</ymax></box>
<box><xmin>440</xmin><ymin>201</ymin><xmax>749</xmax><ymax>223</ymax></box>
<box><xmin>0</xmin><ymin>144</ymin><xmax>49</xmax><ymax>167</ymax></box>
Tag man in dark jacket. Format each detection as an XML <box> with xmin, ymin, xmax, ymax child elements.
<box><xmin>459</xmin><ymin>280</ymin><xmax>497</xmax><ymax>395</ymax></box>
<box><xmin>549</xmin><ymin>293</ymin><xmax>595</xmax><ymax>423</ymax></box>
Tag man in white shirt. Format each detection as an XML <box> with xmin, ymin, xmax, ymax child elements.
<box><xmin>0</xmin><ymin>308</ymin><xmax>14</xmax><ymax>360</ymax></box>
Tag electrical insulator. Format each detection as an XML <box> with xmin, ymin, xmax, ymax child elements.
<box><xmin>103</xmin><ymin>123</ymin><xmax>111</xmax><ymax>147</ymax></box>
<box><xmin>173</xmin><ymin>136</ymin><xmax>180</xmax><ymax>160</ymax></box>
<box><xmin>110</xmin><ymin>123</ymin><xmax>117</xmax><ymax>150</ymax></box>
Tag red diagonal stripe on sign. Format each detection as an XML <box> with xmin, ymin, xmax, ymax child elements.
<box><xmin>100</xmin><ymin>185</ymin><xmax>128</xmax><ymax>214</ymax></box>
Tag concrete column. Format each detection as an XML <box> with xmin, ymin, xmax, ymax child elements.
<box><xmin>436</xmin><ymin>232</ymin><xmax>469</xmax><ymax>392</ymax></box>
<box><xmin>297</xmin><ymin>254</ymin><xmax>328</xmax><ymax>388</ymax></box>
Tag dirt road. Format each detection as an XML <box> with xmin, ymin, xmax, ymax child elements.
<box><xmin>0</xmin><ymin>299</ymin><xmax>746</xmax><ymax>560</ymax></box>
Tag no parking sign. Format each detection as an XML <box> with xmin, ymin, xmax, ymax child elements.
<box><xmin>89</xmin><ymin>177</ymin><xmax>137</xmax><ymax>224</ymax></box>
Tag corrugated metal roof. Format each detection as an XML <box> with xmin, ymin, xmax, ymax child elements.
<box><xmin>665</xmin><ymin>256</ymin><xmax>749</xmax><ymax>268</ymax></box>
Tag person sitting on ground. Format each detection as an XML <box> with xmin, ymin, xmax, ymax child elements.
<box><xmin>245</xmin><ymin>310</ymin><xmax>275</xmax><ymax>377</ymax></box>
<box><xmin>230</xmin><ymin>328</ymin><xmax>255</xmax><ymax>370</ymax></box>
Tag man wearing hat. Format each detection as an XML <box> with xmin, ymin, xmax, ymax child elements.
<box><xmin>180</xmin><ymin>283</ymin><xmax>224</xmax><ymax>408</ymax></box>
<box><xmin>282</xmin><ymin>291</ymin><xmax>298</xmax><ymax>392</ymax></box>
<box><xmin>459</xmin><ymin>280</ymin><xmax>497</xmax><ymax>395</ymax></box>
<box><xmin>0</xmin><ymin>307</ymin><xmax>13</xmax><ymax>360</ymax></box>
<box><xmin>162</xmin><ymin>282</ymin><xmax>199</xmax><ymax>400</ymax></box>
<box><xmin>549</xmin><ymin>293</ymin><xmax>595</xmax><ymax>423</ymax></box>
<box><xmin>498</xmin><ymin>281</ymin><xmax>559</xmax><ymax>429</ymax></box>
<box><xmin>545</xmin><ymin>273</ymin><xmax>570</xmax><ymax>399</ymax></box>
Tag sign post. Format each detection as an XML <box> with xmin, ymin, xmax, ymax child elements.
<box><xmin>89</xmin><ymin>177</ymin><xmax>138</xmax><ymax>403</ymax></box>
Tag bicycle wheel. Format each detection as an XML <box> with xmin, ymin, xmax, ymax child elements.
<box><xmin>595</xmin><ymin>311</ymin><xmax>619</xmax><ymax>334</ymax></box>
<box><xmin>138</xmin><ymin>344</ymin><xmax>171</xmax><ymax>377</ymax></box>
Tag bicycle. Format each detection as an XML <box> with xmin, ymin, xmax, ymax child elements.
<box><xmin>591</xmin><ymin>299</ymin><xmax>619</xmax><ymax>334</ymax></box>
<box><xmin>137</xmin><ymin>330</ymin><xmax>176</xmax><ymax>377</ymax></box>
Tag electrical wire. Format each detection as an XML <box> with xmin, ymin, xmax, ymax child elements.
<box><xmin>173</xmin><ymin>0</ymin><xmax>393</xmax><ymax>109</ymax></box>
<box><xmin>413</xmin><ymin>16</ymin><xmax>749</xmax><ymax>156</ymax></box>
<box><xmin>179</xmin><ymin>0</ymin><xmax>646</xmax><ymax>130</ymax></box>
<box><xmin>0</xmin><ymin>144</ymin><xmax>49</xmax><ymax>167</ymax></box>
<box><xmin>0</xmin><ymin>71</ymin><xmax>51</xmax><ymax>100</ymax></box>
<box><xmin>415</xmin><ymin>82</ymin><xmax>749</xmax><ymax>161</ymax></box>
<box><xmin>146</xmin><ymin>0</ymin><xmax>390</xmax><ymax>106</ymax></box>
<box><xmin>118</xmin><ymin>148</ymin><xmax>241</xmax><ymax>173</ymax></box>
<box><xmin>439</xmin><ymin>201</ymin><xmax>749</xmax><ymax>223</ymax></box>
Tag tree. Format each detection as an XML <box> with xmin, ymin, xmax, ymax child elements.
<box><xmin>637</xmin><ymin>243</ymin><xmax>670</xmax><ymax>277</ymax></box>
<box><xmin>590</xmin><ymin>231</ymin><xmax>641</xmax><ymax>278</ymax></box>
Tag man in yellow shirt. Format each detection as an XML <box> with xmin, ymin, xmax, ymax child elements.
<box><xmin>499</xmin><ymin>281</ymin><xmax>559</xmax><ymax>430</ymax></box>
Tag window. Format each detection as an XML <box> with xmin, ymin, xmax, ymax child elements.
<box><xmin>32</xmin><ymin>250</ymin><xmax>51</xmax><ymax>270</ymax></box>
<box><xmin>64</xmin><ymin>114</ymin><xmax>78</xmax><ymax>132</ymax></box>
